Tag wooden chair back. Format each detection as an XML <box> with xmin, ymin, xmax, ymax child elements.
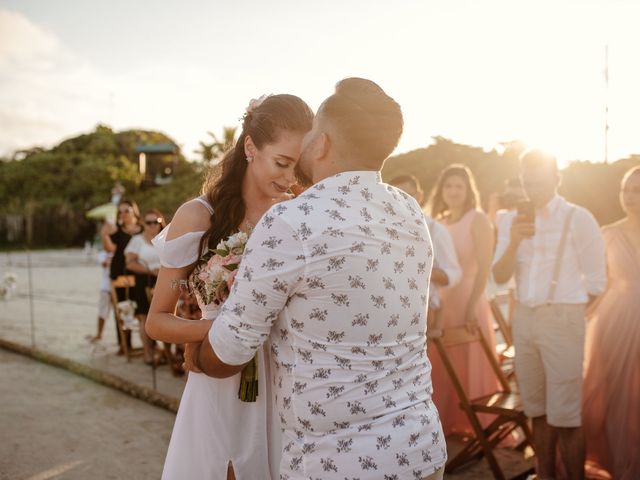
<box><xmin>490</xmin><ymin>292</ymin><xmax>513</xmax><ymax>348</ymax></box>
<box><xmin>435</xmin><ymin>326</ymin><xmax>511</xmax><ymax>396</ymax></box>
<box><xmin>110</xmin><ymin>275</ymin><xmax>142</xmax><ymax>361</ymax></box>
<box><xmin>430</xmin><ymin>326</ymin><xmax>534</xmax><ymax>479</ymax></box>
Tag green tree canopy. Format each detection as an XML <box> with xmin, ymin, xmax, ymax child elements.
<box><xmin>0</xmin><ymin>125</ymin><xmax>201</xmax><ymax>246</ymax></box>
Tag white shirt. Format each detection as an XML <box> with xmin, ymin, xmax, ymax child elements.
<box><xmin>424</xmin><ymin>216</ymin><xmax>461</xmax><ymax>309</ymax></box>
<box><xmin>493</xmin><ymin>195</ymin><xmax>606</xmax><ymax>307</ymax></box>
<box><xmin>211</xmin><ymin>171</ymin><xmax>446</xmax><ymax>479</ymax></box>
<box><xmin>124</xmin><ymin>234</ymin><xmax>161</xmax><ymax>271</ymax></box>
<box><xmin>97</xmin><ymin>250</ymin><xmax>112</xmax><ymax>292</ymax></box>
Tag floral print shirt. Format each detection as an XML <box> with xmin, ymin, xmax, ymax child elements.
<box><xmin>211</xmin><ymin>170</ymin><xmax>446</xmax><ymax>479</ymax></box>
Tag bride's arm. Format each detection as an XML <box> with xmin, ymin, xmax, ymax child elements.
<box><xmin>146</xmin><ymin>266</ymin><xmax>212</xmax><ymax>343</ymax></box>
<box><xmin>146</xmin><ymin>200</ymin><xmax>213</xmax><ymax>344</ymax></box>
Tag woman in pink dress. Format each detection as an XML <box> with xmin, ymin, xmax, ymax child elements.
<box><xmin>583</xmin><ymin>166</ymin><xmax>640</xmax><ymax>479</ymax></box>
<box><xmin>428</xmin><ymin>164</ymin><xmax>499</xmax><ymax>436</ymax></box>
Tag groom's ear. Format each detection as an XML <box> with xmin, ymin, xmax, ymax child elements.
<box><xmin>317</xmin><ymin>132</ymin><xmax>331</xmax><ymax>161</ymax></box>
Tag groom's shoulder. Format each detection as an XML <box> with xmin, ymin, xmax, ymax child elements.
<box><xmin>259</xmin><ymin>190</ymin><xmax>328</xmax><ymax>236</ymax></box>
<box><xmin>381</xmin><ymin>183</ymin><xmax>427</xmax><ymax>222</ymax></box>
<box><xmin>260</xmin><ymin>196</ymin><xmax>306</xmax><ymax>230</ymax></box>
<box><xmin>383</xmin><ymin>182</ymin><xmax>419</xmax><ymax>205</ymax></box>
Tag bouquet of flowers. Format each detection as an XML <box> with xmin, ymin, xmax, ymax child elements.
<box><xmin>116</xmin><ymin>298</ymin><xmax>138</xmax><ymax>331</ymax></box>
<box><xmin>190</xmin><ymin>231</ymin><xmax>259</xmax><ymax>402</ymax></box>
<box><xmin>191</xmin><ymin>231</ymin><xmax>247</xmax><ymax>306</ymax></box>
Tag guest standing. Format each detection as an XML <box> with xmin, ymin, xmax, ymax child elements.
<box><xmin>493</xmin><ymin>150</ymin><xmax>606</xmax><ymax>480</ymax></box>
<box><xmin>428</xmin><ymin>164</ymin><xmax>498</xmax><ymax>436</ymax></box>
<box><xmin>389</xmin><ymin>174</ymin><xmax>462</xmax><ymax>334</ymax></box>
<box><xmin>101</xmin><ymin>199</ymin><xmax>143</xmax><ymax>354</ymax></box>
<box><xmin>125</xmin><ymin>209</ymin><xmax>165</xmax><ymax>364</ymax></box>
<box><xmin>87</xmin><ymin>248</ymin><xmax>112</xmax><ymax>344</ymax></box>
<box><xmin>583</xmin><ymin>166</ymin><xmax>640</xmax><ymax>479</ymax></box>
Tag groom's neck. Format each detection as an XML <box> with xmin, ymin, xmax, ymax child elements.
<box><xmin>312</xmin><ymin>154</ymin><xmax>380</xmax><ymax>184</ymax></box>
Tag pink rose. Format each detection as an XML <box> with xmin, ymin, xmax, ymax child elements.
<box><xmin>207</xmin><ymin>254</ymin><xmax>226</xmax><ymax>269</ymax></box>
<box><xmin>222</xmin><ymin>254</ymin><xmax>241</xmax><ymax>267</ymax></box>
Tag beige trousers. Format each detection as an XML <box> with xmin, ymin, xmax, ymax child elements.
<box><xmin>512</xmin><ymin>303</ymin><xmax>586</xmax><ymax>427</ymax></box>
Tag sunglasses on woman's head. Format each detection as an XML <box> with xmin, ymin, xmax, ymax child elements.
<box><xmin>145</xmin><ymin>218</ymin><xmax>162</xmax><ymax>226</ymax></box>
<box><xmin>119</xmin><ymin>208</ymin><xmax>133</xmax><ymax>214</ymax></box>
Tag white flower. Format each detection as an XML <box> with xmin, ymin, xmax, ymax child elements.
<box><xmin>226</xmin><ymin>232</ymin><xmax>248</xmax><ymax>249</ymax></box>
<box><xmin>246</xmin><ymin>95</ymin><xmax>268</xmax><ymax>114</ymax></box>
<box><xmin>206</xmin><ymin>265</ymin><xmax>227</xmax><ymax>284</ymax></box>
<box><xmin>216</xmin><ymin>240</ymin><xmax>227</xmax><ymax>251</ymax></box>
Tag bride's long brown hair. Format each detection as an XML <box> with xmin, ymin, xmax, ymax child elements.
<box><xmin>197</xmin><ymin>94</ymin><xmax>313</xmax><ymax>258</ymax></box>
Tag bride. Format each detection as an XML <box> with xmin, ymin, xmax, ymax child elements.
<box><xmin>146</xmin><ymin>94</ymin><xmax>313</xmax><ymax>480</ymax></box>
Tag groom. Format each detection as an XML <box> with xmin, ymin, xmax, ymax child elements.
<box><xmin>192</xmin><ymin>78</ymin><xmax>446</xmax><ymax>479</ymax></box>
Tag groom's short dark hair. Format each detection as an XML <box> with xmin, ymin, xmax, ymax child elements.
<box><xmin>319</xmin><ymin>78</ymin><xmax>403</xmax><ymax>168</ymax></box>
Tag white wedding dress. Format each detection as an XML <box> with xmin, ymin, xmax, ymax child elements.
<box><xmin>154</xmin><ymin>197</ymin><xmax>278</xmax><ymax>480</ymax></box>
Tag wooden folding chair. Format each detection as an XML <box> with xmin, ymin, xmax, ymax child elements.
<box><xmin>490</xmin><ymin>292</ymin><xmax>513</xmax><ymax>348</ymax></box>
<box><xmin>111</xmin><ymin>275</ymin><xmax>143</xmax><ymax>361</ymax></box>
<box><xmin>490</xmin><ymin>292</ymin><xmax>517</xmax><ymax>382</ymax></box>
<box><xmin>430</xmin><ymin>326</ymin><xmax>534</xmax><ymax>480</ymax></box>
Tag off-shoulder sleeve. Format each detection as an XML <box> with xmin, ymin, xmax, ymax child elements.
<box><xmin>152</xmin><ymin>223</ymin><xmax>205</xmax><ymax>268</ymax></box>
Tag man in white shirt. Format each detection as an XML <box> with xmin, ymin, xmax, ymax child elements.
<box><xmin>193</xmin><ymin>78</ymin><xmax>446</xmax><ymax>479</ymax></box>
<box><xmin>493</xmin><ymin>150</ymin><xmax>606</xmax><ymax>480</ymax></box>
<box><xmin>389</xmin><ymin>174</ymin><xmax>461</xmax><ymax>335</ymax></box>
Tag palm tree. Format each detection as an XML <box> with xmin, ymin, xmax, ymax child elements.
<box><xmin>195</xmin><ymin>127</ymin><xmax>238</xmax><ymax>164</ymax></box>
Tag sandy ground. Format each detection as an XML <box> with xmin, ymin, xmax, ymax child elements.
<box><xmin>0</xmin><ymin>249</ymin><xmax>535</xmax><ymax>479</ymax></box>
<box><xmin>0</xmin><ymin>348</ymin><xmax>534</xmax><ymax>480</ymax></box>
<box><xmin>0</xmin><ymin>349</ymin><xmax>173</xmax><ymax>480</ymax></box>
<box><xmin>0</xmin><ymin>249</ymin><xmax>185</xmax><ymax>399</ymax></box>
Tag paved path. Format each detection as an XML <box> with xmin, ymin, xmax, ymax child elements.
<box><xmin>0</xmin><ymin>349</ymin><xmax>173</xmax><ymax>480</ymax></box>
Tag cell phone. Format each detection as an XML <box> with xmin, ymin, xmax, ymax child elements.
<box><xmin>516</xmin><ymin>200</ymin><xmax>535</xmax><ymax>224</ymax></box>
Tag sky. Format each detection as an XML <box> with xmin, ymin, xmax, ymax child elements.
<box><xmin>1</xmin><ymin>0</ymin><xmax>639</xmax><ymax>167</ymax></box>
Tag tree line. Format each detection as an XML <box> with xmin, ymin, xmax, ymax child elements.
<box><xmin>1</xmin><ymin>127</ymin><xmax>638</xmax><ymax>247</ymax></box>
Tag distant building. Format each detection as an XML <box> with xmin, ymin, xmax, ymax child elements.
<box><xmin>134</xmin><ymin>143</ymin><xmax>179</xmax><ymax>187</ymax></box>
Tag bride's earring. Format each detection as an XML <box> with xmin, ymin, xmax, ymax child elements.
<box><xmin>246</xmin><ymin>155</ymin><xmax>253</xmax><ymax>163</ymax></box>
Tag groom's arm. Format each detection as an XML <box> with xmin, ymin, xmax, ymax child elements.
<box><xmin>196</xmin><ymin>208</ymin><xmax>305</xmax><ymax>378</ymax></box>
<box><xmin>193</xmin><ymin>335</ymin><xmax>247</xmax><ymax>378</ymax></box>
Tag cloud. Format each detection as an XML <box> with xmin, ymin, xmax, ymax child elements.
<box><xmin>0</xmin><ymin>9</ymin><xmax>61</xmax><ymax>68</ymax></box>
<box><xmin>0</xmin><ymin>8</ymin><xmax>241</xmax><ymax>159</ymax></box>
<box><xmin>1</xmin><ymin>2</ymin><xmax>639</xmax><ymax>163</ymax></box>
<box><xmin>0</xmin><ymin>8</ymin><xmax>112</xmax><ymax>156</ymax></box>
